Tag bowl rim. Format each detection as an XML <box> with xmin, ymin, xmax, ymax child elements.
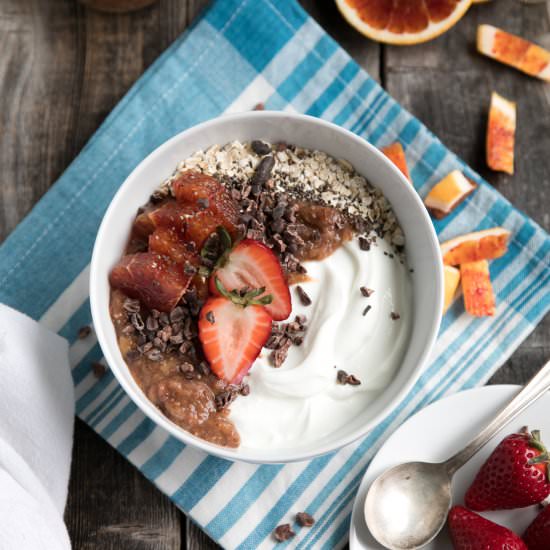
<box><xmin>90</xmin><ymin>111</ymin><xmax>443</xmax><ymax>464</ymax></box>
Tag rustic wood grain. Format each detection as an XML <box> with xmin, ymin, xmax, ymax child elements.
<box><xmin>65</xmin><ymin>419</ymin><xmax>182</xmax><ymax>549</ymax></box>
<box><xmin>0</xmin><ymin>0</ymin><xmax>548</xmax><ymax>548</ymax></box>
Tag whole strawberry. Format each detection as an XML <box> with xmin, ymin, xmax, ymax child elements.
<box><xmin>448</xmin><ymin>506</ymin><xmax>526</xmax><ymax>550</ymax></box>
<box><xmin>465</xmin><ymin>428</ymin><xmax>550</xmax><ymax>511</ymax></box>
<box><xmin>523</xmin><ymin>504</ymin><xmax>550</xmax><ymax>550</ymax></box>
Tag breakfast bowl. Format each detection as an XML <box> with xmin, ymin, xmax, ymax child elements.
<box><xmin>90</xmin><ymin>111</ymin><xmax>443</xmax><ymax>464</ymax></box>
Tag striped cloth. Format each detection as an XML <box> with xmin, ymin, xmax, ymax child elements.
<box><xmin>1</xmin><ymin>0</ymin><xmax>549</xmax><ymax>547</ymax></box>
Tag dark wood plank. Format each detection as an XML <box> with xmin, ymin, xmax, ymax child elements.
<box><xmin>0</xmin><ymin>0</ymin><xmax>83</xmax><ymax>240</ymax></box>
<box><xmin>65</xmin><ymin>419</ymin><xmax>182</xmax><ymax>549</ymax></box>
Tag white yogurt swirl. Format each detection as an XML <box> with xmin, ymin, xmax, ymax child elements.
<box><xmin>229</xmin><ymin>237</ymin><xmax>413</xmax><ymax>449</ymax></box>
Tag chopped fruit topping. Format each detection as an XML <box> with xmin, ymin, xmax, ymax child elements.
<box><xmin>172</xmin><ymin>170</ymin><xmax>239</xmax><ymax>237</ymax></box>
<box><xmin>135</xmin><ymin>202</ymin><xmax>188</xmax><ymax>236</ymax></box>
<box><xmin>523</xmin><ymin>503</ymin><xmax>550</xmax><ymax>550</ymax></box>
<box><xmin>440</xmin><ymin>227</ymin><xmax>510</xmax><ymax>265</ymax></box>
<box><xmin>183</xmin><ymin>208</ymin><xmax>228</xmax><ymax>249</ymax></box>
<box><xmin>424</xmin><ymin>170</ymin><xmax>477</xmax><ymax>218</ymax></box>
<box><xmin>198</xmin><ymin>283</ymin><xmax>274</xmax><ymax>385</ymax></box>
<box><xmin>172</xmin><ymin>171</ymin><xmax>223</xmax><ymax>204</ymax></box>
<box><xmin>487</xmin><ymin>92</ymin><xmax>516</xmax><ymax>174</ymax></box>
<box><xmin>448</xmin><ymin>506</ymin><xmax>527</xmax><ymax>550</ymax></box>
<box><xmin>381</xmin><ymin>142</ymin><xmax>411</xmax><ymax>183</ymax></box>
<box><xmin>135</xmin><ymin>202</ymin><xmax>236</xmax><ymax>250</ymax></box>
<box><xmin>443</xmin><ymin>265</ymin><xmax>460</xmax><ymax>313</ymax></box>
<box><xmin>465</xmin><ymin>428</ymin><xmax>550</xmax><ymax>510</ymax></box>
<box><xmin>335</xmin><ymin>0</ymin><xmax>472</xmax><ymax>45</ymax></box>
<box><xmin>460</xmin><ymin>260</ymin><xmax>495</xmax><ymax>317</ymax></box>
<box><xmin>477</xmin><ymin>25</ymin><xmax>550</xmax><ymax>81</ymax></box>
<box><xmin>148</xmin><ymin>227</ymin><xmax>199</xmax><ymax>265</ymax></box>
<box><xmin>210</xmin><ymin>239</ymin><xmax>292</xmax><ymax>321</ymax></box>
<box><xmin>109</xmin><ymin>252</ymin><xmax>192</xmax><ymax>312</ymax></box>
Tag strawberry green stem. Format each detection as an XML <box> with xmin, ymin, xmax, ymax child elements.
<box><xmin>215</xmin><ymin>277</ymin><xmax>273</xmax><ymax>308</ymax></box>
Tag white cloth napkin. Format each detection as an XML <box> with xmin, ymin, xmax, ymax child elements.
<box><xmin>0</xmin><ymin>304</ymin><xmax>74</xmax><ymax>550</ymax></box>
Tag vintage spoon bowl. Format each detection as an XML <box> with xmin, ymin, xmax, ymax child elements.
<box><xmin>365</xmin><ymin>358</ymin><xmax>550</xmax><ymax>549</ymax></box>
<box><xmin>365</xmin><ymin>462</ymin><xmax>452</xmax><ymax>549</ymax></box>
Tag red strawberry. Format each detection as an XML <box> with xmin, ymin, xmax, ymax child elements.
<box><xmin>198</xmin><ymin>282</ymin><xmax>273</xmax><ymax>384</ymax></box>
<box><xmin>523</xmin><ymin>504</ymin><xmax>550</xmax><ymax>550</ymax></box>
<box><xmin>448</xmin><ymin>506</ymin><xmax>527</xmax><ymax>550</ymax></box>
<box><xmin>209</xmin><ymin>239</ymin><xmax>291</xmax><ymax>321</ymax></box>
<box><xmin>465</xmin><ymin>428</ymin><xmax>550</xmax><ymax>511</ymax></box>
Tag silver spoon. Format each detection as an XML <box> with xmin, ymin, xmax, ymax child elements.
<box><xmin>365</xmin><ymin>358</ymin><xmax>550</xmax><ymax>550</ymax></box>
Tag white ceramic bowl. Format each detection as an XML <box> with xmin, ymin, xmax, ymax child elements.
<box><xmin>90</xmin><ymin>112</ymin><xmax>443</xmax><ymax>463</ymax></box>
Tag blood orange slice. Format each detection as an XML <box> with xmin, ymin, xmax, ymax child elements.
<box><xmin>335</xmin><ymin>0</ymin><xmax>472</xmax><ymax>45</ymax></box>
<box><xmin>477</xmin><ymin>25</ymin><xmax>550</xmax><ymax>81</ymax></box>
<box><xmin>381</xmin><ymin>142</ymin><xmax>411</xmax><ymax>183</ymax></box>
<box><xmin>424</xmin><ymin>170</ymin><xmax>477</xmax><ymax>219</ymax></box>
<box><xmin>486</xmin><ymin>92</ymin><xmax>516</xmax><ymax>175</ymax></box>
<box><xmin>460</xmin><ymin>260</ymin><xmax>496</xmax><ymax>317</ymax></box>
<box><xmin>443</xmin><ymin>265</ymin><xmax>461</xmax><ymax>313</ymax></box>
<box><xmin>440</xmin><ymin>227</ymin><xmax>510</xmax><ymax>266</ymax></box>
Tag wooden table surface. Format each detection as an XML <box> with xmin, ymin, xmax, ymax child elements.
<box><xmin>1</xmin><ymin>0</ymin><xmax>549</xmax><ymax>548</ymax></box>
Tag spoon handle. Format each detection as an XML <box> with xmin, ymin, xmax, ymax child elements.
<box><xmin>444</xmin><ymin>358</ymin><xmax>550</xmax><ymax>475</ymax></box>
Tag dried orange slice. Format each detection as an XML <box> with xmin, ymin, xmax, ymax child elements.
<box><xmin>441</xmin><ymin>227</ymin><xmax>510</xmax><ymax>265</ymax></box>
<box><xmin>477</xmin><ymin>25</ymin><xmax>550</xmax><ymax>81</ymax></box>
<box><xmin>335</xmin><ymin>0</ymin><xmax>472</xmax><ymax>45</ymax></box>
<box><xmin>443</xmin><ymin>265</ymin><xmax>461</xmax><ymax>313</ymax></box>
<box><xmin>381</xmin><ymin>142</ymin><xmax>411</xmax><ymax>182</ymax></box>
<box><xmin>460</xmin><ymin>260</ymin><xmax>496</xmax><ymax>316</ymax></box>
<box><xmin>486</xmin><ymin>92</ymin><xmax>516</xmax><ymax>175</ymax></box>
<box><xmin>424</xmin><ymin>170</ymin><xmax>477</xmax><ymax>219</ymax></box>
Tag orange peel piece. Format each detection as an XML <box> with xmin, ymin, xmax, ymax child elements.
<box><xmin>443</xmin><ymin>265</ymin><xmax>461</xmax><ymax>313</ymax></box>
<box><xmin>477</xmin><ymin>24</ymin><xmax>550</xmax><ymax>81</ymax></box>
<box><xmin>486</xmin><ymin>92</ymin><xmax>516</xmax><ymax>175</ymax></box>
<box><xmin>460</xmin><ymin>260</ymin><xmax>496</xmax><ymax>317</ymax></box>
<box><xmin>424</xmin><ymin>170</ymin><xmax>477</xmax><ymax>218</ymax></box>
<box><xmin>381</xmin><ymin>142</ymin><xmax>411</xmax><ymax>183</ymax></box>
<box><xmin>441</xmin><ymin>227</ymin><xmax>511</xmax><ymax>266</ymax></box>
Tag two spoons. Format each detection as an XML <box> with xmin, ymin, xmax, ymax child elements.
<box><xmin>365</xmin><ymin>358</ymin><xmax>550</xmax><ymax>549</ymax></box>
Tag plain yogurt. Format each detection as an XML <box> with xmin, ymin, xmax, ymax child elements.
<box><xmin>229</xmin><ymin>237</ymin><xmax>413</xmax><ymax>448</ymax></box>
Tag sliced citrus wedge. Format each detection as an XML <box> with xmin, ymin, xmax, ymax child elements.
<box><xmin>335</xmin><ymin>0</ymin><xmax>472</xmax><ymax>46</ymax></box>
<box><xmin>486</xmin><ymin>92</ymin><xmax>516</xmax><ymax>175</ymax></box>
<box><xmin>441</xmin><ymin>227</ymin><xmax>511</xmax><ymax>266</ymax></box>
<box><xmin>424</xmin><ymin>170</ymin><xmax>477</xmax><ymax>219</ymax></box>
<box><xmin>381</xmin><ymin>142</ymin><xmax>411</xmax><ymax>183</ymax></box>
<box><xmin>477</xmin><ymin>25</ymin><xmax>550</xmax><ymax>81</ymax></box>
<box><xmin>460</xmin><ymin>260</ymin><xmax>496</xmax><ymax>316</ymax></box>
<box><xmin>443</xmin><ymin>265</ymin><xmax>461</xmax><ymax>313</ymax></box>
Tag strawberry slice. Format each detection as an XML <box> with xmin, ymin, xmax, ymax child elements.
<box><xmin>198</xmin><ymin>283</ymin><xmax>273</xmax><ymax>384</ymax></box>
<box><xmin>209</xmin><ymin>239</ymin><xmax>291</xmax><ymax>321</ymax></box>
<box><xmin>448</xmin><ymin>506</ymin><xmax>527</xmax><ymax>550</ymax></box>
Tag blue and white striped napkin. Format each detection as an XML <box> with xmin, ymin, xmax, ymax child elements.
<box><xmin>1</xmin><ymin>0</ymin><xmax>549</xmax><ymax>547</ymax></box>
